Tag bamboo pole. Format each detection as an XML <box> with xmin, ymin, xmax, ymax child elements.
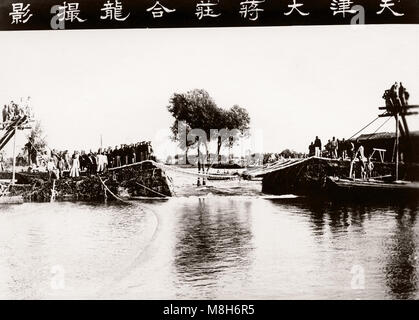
<box><xmin>11</xmin><ymin>127</ymin><xmax>17</xmax><ymax>185</ymax></box>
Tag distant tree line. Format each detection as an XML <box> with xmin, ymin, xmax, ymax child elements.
<box><xmin>263</xmin><ymin>149</ymin><xmax>305</xmax><ymax>164</ymax></box>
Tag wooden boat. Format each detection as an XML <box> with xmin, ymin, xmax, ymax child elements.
<box><xmin>326</xmin><ymin>176</ymin><xmax>419</xmax><ymax>199</ymax></box>
<box><xmin>207</xmin><ymin>173</ymin><xmax>234</xmax><ymax>181</ymax></box>
<box><xmin>325</xmin><ymin>97</ymin><xmax>419</xmax><ymax>199</ymax></box>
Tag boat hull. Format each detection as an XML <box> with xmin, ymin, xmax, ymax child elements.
<box><xmin>326</xmin><ymin>176</ymin><xmax>419</xmax><ymax>200</ymax></box>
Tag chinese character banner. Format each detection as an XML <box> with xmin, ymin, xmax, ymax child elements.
<box><xmin>0</xmin><ymin>0</ymin><xmax>418</xmax><ymax>30</ymax></box>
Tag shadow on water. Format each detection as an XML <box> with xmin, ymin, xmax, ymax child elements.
<box><xmin>267</xmin><ymin>196</ymin><xmax>419</xmax><ymax>299</ymax></box>
<box><xmin>173</xmin><ymin>198</ymin><xmax>253</xmax><ymax>291</ymax></box>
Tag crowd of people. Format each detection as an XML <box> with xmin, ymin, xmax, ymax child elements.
<box><xmin>1</xmin><ymin>98</ymin><xmax>33</xmax><ymax>128</ymax></box>
<box><xmin>308</xmin><ymin>136</ymin><xmax>374</xmax><ymax>180</ymax></box>
<box><xmin>383</xmin><ymin>81</ymin><xmax>410</xmax><ymax>113</ymax></box>
<box><xmin>31</xmin><ymin>141</ymin><xmax>155</xmax><ymax>181</ymax></box>
<box><xmin>350</xmin><ymin>143</ymin><xmax>375</xmax><ymax>180</ymax></box>
<box><xmin>308</xmin><ymin>136</ymin><xmax>355</xmax><ymax>159</ymax></box>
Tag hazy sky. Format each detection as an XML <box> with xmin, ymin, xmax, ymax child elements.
<box><xmin>0</xmin><ymin>25</ymin><xmax>418</xmax><ymax>159</ymax></box>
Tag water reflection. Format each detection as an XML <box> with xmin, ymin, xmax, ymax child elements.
<box><xmin>385</xmin><ymin>204</ymin><xmax>418</xmax><ymax>299</ymax></box>
<box><xmin>0</xmin><ymin>202</ymin><xmax>154</xmax><ymax>299</ymax></box>
<box><xmin>173</xmin><ymin>198</ymin><xmax>253</xmax><ymax>295</ymax></box>
<box><xmin>1</xmin><ymin>197</ymin><xmax>418</xmax><ymax>299</ymax></box>
<box><xmin>268</xmin><ymin>197</ymin><xmax>419</xmax><ymax>299</ymax></box>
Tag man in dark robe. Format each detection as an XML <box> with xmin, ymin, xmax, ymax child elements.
<box><xmin>314</xmin><ymin>136</ymin><xmax>322</xmax><ymax>157</ymax></box>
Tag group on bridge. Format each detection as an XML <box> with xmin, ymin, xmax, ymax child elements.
<box><xmin>1</xmin><ymin>97</ymin><xmax>33</xmax><ymax>129</ymax></box>
<box><xmin>308</xmin><ymin>136</ymin><xmax>355</xmax><ymax>160</ymax></box>
<box><xmin>33</xmin><ymin>141</ymin><xmax>155</xmax><ymax>181</ymax></box>
<box><xmin>383</xmin><ymin>82</ymin><xmax>410</xmax><ymax>113</ymax></box>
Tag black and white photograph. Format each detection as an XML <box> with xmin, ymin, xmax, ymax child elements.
<box><xmin>0</xmin><ymin>0</ymin><xmax>419</xmax><ymax>305</ymax></box>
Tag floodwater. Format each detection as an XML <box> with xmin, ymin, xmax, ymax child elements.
<box><xmin>0</xmin><ymin>179</ymin><xmax>418</xmax><ymax>299</ymax></box>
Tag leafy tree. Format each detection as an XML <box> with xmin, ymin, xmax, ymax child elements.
<box><xmin>221</xmin><ymin>105</ymin><xmax>250</xmax><ymax>164</ymax></box>
<box><xmin>168</xmin><ymin>89</ymin><xmax>218</xmax><ymax>166</ymax></box>
<box><xmin>279</xmin><ymin>149</ymin><xmax>304</xmax><ymax>159</ymax></box>
<box><xmin>0</xmin><ymin>150</ymin><xmax>6</xmax><ymax>170</ymax></box>
<box><xmin>23</xmin><ymin>121</ymin><xmax>47</xmax><ymax>165</ymax></box>
<box><xmin>167</xmin><ymin>93</ymin><xmax>196</xmax><ymax>164</ymax></box>
<box><xmin>167</xmin><ymin>89</ymin><xmax>251</xmax><ymax>168</ymax></box>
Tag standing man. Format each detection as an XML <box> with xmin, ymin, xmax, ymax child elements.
<box><xmin>58</xmin><ymin>153</ymin><xmax>65</xmax><ymax>179</ymax></box>
<box><xmin>349</xmin><ymin>143</ymin><xmax>366</xmax><ymax>179</ymax></box>
<box><xmin>147</xmin><ymin>141</ymin><xmax>153</xmax><ymax>160</ymax></box>
<box><xmin>69</xmin><ymin>152</ymin><xmax>80</xmax><ymax>178</ymax></box>
<box><xmin>390</xmin><ymin>82</ymin><xmax>402</xmax><ymax>111</ymax></box>
<box><xmin>399</xmin><ymin>82</ymin><xmax>409</xmax><ymax>107</ymax></box>
<box><xmin>325</xmin><ymin>139</ymin><xmax>331</xmax><ymax>158</ymax></box>
<box><xmin>79</xmin><ymin>150</ymin><xmax>87</xmax><ymax>172</ymax></box>
<box><xmin>330</xmin><ymin>137</ymin><xmax>338</xmax><ymax>159</ymax></box>
<box><xmin>2</xmin><ymin>105</ymin><xmax>8</xmax><ymax>126</ymax></box>
<box><xmin>314</xmin><ymin>136</ymin><xmax>322</xmax><ymax>157</ymax></box>
<box><xmin>64</xmin><ymin>151</ymin><xmax>71</xmax><ymax>170</ymax></box>
<box><xmin>13</xmin><ymin>101</ymin><xmax>20</xmax><ymax>119</ymax></box>
<box><xmin>347</xmin><ymin>140</ymin><xmax>355</xmax><ymax>160</ymax></box>
<box><xmin>25</xmin><ymin>137</ymin><xmax>36</xmax><ymax>166</ymax></box>
<box><xmin>356</xmin><ymin>143</ymin><xmax>367</xmax><ymax>180</ymax></box>
<box><xmin>115</xmin><ymin>146</ymin><xmax>121</xmax><ymax>168</ymax></box>
<box><xmin>88</xmin><ymin>151</ymin><xmax>97</xmax><ymax>174</ymax></box>
<box><xmin>308</xmin><ymin>142</ymin><xmax>315</xmax><ymax>157</ymax></box>
<box><xmin>47</xmin><ymin>157</ymin><xmax>60</xmax><ymax>181</ymax></box>
<box><xmin>106</xmin><ymin>147</ymin><xmax>113</xmax><ymax>169</ymax></box>
<box><xmin>340</xmin><ymin>138</ymin><xmax>347</xmax><ymax>159</ymax></box>
<box><xmin>130</xmin><ymin>144</ymin><xmax>136</xmax><ymax>164</ymax></box>
<box><xmin>7</xmin><ymin>104</ymin><xmax>13</xmax><ymax>121</ymax></box>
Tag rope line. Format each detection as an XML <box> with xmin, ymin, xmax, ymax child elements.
<box><xmin>347</xmin><ymin>114</ymin><xmax>384</xmax><ymax>141</ymax></box>
<box><xmin>98</xmin><ymin>175</ymin><xmax>131</xmax><ymax>204</ymax></box>
<box><xmin>135</xmin><ymin>181</ymin><xmax>168</xmax><ymax>198</ymax></box>
<box><xmin>364</xmin><ymin>116</ymin><xmax>393</xmax><ymax>141</ymax></box>
<box><xmin>155</xmin><ymin>162</ymin><xmax>239</xmax><ymax>179</ymax></box>
<box><xmin>111</xmin><ymin>158</ymin><xmax>311</xmax><ymax>179</ymax></box>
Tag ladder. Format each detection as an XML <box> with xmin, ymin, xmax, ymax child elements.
<box><xmin>0</xmin><ymin>115</ymin><xmax>28</xmax><ymax>152</ymax></box>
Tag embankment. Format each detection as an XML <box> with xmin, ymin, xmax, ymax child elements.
<box><xmin>8</xmin><ymin>161</ymin><xmax>173</xmax><ymax>201</ymax></box>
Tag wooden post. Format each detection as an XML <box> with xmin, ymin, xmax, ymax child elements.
<box><xmin>197</xmin><ymin>143</ymin><xmax>201</xmax><ymax>186</ymax></box>
<box><xmin>395</xmin><ymin>113</ymin><xmax>399</xmax><ymax>181</ymax></box>
<box><xmin>50</xmin><ymin>179</ymin><xmax>56</xmax><ymax>202</ymax></box>
<box><xmin>11</xmin><ymin>127</ymin><xmax>17</xmax><ymax>185</ymax></box>
<box><xmin>103</xmin><ymin>183</ymin><xmax>107</xmax><ymax>203</ymax></box>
